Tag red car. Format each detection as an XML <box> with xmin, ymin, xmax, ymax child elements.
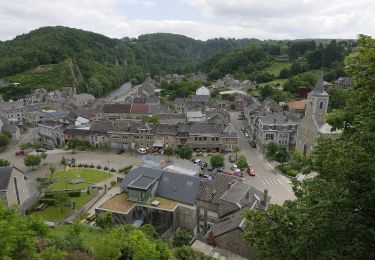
<box><xmin>223</xmin><ymin>171</ymin><xmax>238</xmax><ymax>176</ymax></box>
<box><xmin>247</xmin><ymin>166</ymin><xmax>256</xmax><ymax>176</ymax></box>
<box><xmin>15</xmin><ymin>149</ymin><xmax>26</xmax><ymax>156</ymax></box>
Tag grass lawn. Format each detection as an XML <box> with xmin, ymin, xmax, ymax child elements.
<box><xmin>259</xmin><ymin>78</ymin><xmax>288</xmax><ymax>87</ymax></box>
<box><xmin>50</xmin><ymin>168</ymin><xmax>111</xmax><ymax>191</ymax></box>
<box><xmin>264</xmin><ymin>62</ymin><xmax>292</xmax><ymax>76</ymax></box>
<box><xmin>32</xmin><ymin>192</ymin><xmax>95</xmax><ymax>222</ymax></box>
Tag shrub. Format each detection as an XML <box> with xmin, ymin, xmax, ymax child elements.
<box><xmin>110</xmin><ymin>168</ymin><xmax>116</xmax><ymax>172</ymax></box>
<box><xmin>119</xmin><ymin>165</ymin><xmax>133</xmax><ymax>174</ymax></box>
<box><xmin>287</xmin><ymin>169</ymin><xmax>299</xmax><ymax>177</ymax></box>
<box><xmin>103</xmin><ymin>166</ymin><xmax>109</xmax><ymax>171</ymax></box>
<box><xmin>78</xmin><ymin>163</ymin><xmax>83</xmax><ymax>167</ymax></box>
<box><xmin>84</xmin><ymin>163</ymin><xmax>89</xmax><ymax>168</ymax></box>
<box><xmin>89</xmin><ymin>164</ymin><xmax>95</xmax><ymax>168</ymax></box>
<box><xmin>39</xmin><ymin>198</ymin><xmax>56</xmax><ymax>206</ymax></box>
<box><xmin>173</xmin><ymin>230</ymin><xmax>192</xmax><ymax>247</ymax></box>
<box><xmin>60</xmin><ymin>156</ymin><xmax>66</xmax><ymax>165</ymax></box>
<box><xmin>68</xmin><ymin>191</ymin><xmax>81</xmax><ymax>197</ymax></box>
<box><xmin>96</xmin><ymin>165</ymin><xmax>102</xmax><ymax>169</ymax></box>
<box><xmin>175</xmin><ymin>246</ymin><xmax>196</xmax><ymax>260</ymax></box>
<box><xmin>110</xmin><ymin>180</ymin><xmax>117</xmax><ymax>187</ymax></box>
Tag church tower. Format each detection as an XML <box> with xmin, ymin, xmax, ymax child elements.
<box><xmin>296</xmin><ymin>71</ymin><xmax>330</xmax><ymax>155</ymax></box>
<box><xmin>304</xmin><ymin>71</ymin><xmax>329</xmax><ymax>125</ymax></box>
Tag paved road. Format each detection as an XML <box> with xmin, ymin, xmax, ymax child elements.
<box><xmin>228</xmin><ymin>111</ymin><xmax>296</xmax><ymax>205</ymax></box>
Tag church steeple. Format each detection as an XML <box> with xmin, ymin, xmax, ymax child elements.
<box><xmin>310</xmin><ymin>71</ymin><xmax>328</xmax><ymax>96</ymax></box>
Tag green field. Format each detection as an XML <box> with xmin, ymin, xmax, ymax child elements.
<box><xmin>32</xmin><ymin>192</ymin><xmax>95</xmax><ymax>222</ymax></box>
<box><xmin>259</xmin><ymin>78</ymin><xmax>288</xmax><ymax>87</ymax></box>
<box><xmin>50</xmin><ymin>168</ymin><xmax>111</xmax><ymax>191</ymax></box>
<box><xmin>264</xmin><ymin>62</ymin><xmax>292</xmax><ymax>76</ymax></box>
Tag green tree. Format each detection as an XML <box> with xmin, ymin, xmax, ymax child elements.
<box><xmin>32</xmin><ymin>142</ymin><xmax>43</xmax><ymax>150</ymax></box>
<box><xmin>164</xmin><ymin>147</ymin><xmax>173</xmax><ymax>162</ymax></box>
<box><xmin>175</xmin><ymin>246</ymin><xmax>196</xmax><ymax>260</ymax></box>
<box><xmin>210</xmin><ymin>154</ymin><xmax>224</xmax><ymax>168</ymax></box>
<box><xmin>140</xmin><ymin>224</ymin><xmax>159</xmax><ymax>240</ymax></box>
<box><xmin>172</xmin><ymin>229</ymin><xmax>192</xmax><ymax>247</ymax></box>
<box><xmin>97</xmin><ymin>212</ymin><xmax>114</xmax><ymax>229</ymax></box>
<box><xmin>39</xmin><ymin>246</ymin><xmax>67</xmax><ymax>260</ymax></box>
<box><xmin>0</xmin><ymin>159</ymin><xmax>10</xmax><ymax>167</ymax></box>
<box><xmin>60</xmin><ymin>156</ymin><xmax>66</xmax><ymax>165</ymax></box>
<box><xmin>0</xmin><ymin>203</ymin><xmax>48</xmax><ymax>259</ymax></box>
<box><xmin>40</xmin><ymin>152</ymin><xmax>47</xmax><ymax>164</ymax></box>
<box><xmin>0</xmin><ymin>133</ymin><xmax>10</xmax><ymax>150</ymax></box>
<box><xmin>265</xmin><ymin>142</ymin><xmax>279</xmax><ymax>159</ymax></box>
<box><xmin>49</xmin><ymin>166</ymin><xmax>56</xmax><ymax>180</ymax></box>
<box><xmin>260</xmin><ymin>85</ymin><xmax>274</xmax><ymax>100</ymax></box>
<box><xmin>178</xmin><ymin>146</ymin><xmax>193</xmax><ymax>160</ymax></box>
<box><xmin>233</xmin><ymin>146</ymin><xmax>240</xmax><ymax>159</ymax></box>
<box><xmin>54</xmin><ymin>193</ymin><xmax>70</xmax><ymax>213</ymax></box>
<box><xmin>67</xmin><ymin>139</ymin><xmax>80</xmax><ymax>153</ymax></box>
<box><xmin>148</xmin><ymin>115</ymin><xmax>160</xmax><ymax>124</ymax></box>
<box><xmin>275</xmin><ymin>146</ymin><xmax>289</xmax><ymax>164</ymax></box>
<box><xmin>236</xmin><ymin>155</ymin><xmax>248</xmax><ymax>177</ymax></box>
<box><xmin>24</xmin><ymin>154</ymin><xmax>41</xmax><ymax>169</ymax></box>
<box><xmin>243</xmin><ymin>35</ymin><xmax>375</xmax><ymax>260</ymax></box>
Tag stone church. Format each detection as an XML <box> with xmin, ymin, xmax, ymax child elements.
<box><xmin>296</xmin><ymin>72</ymin><xmax>341</xmax><ymax>156</ymax></box>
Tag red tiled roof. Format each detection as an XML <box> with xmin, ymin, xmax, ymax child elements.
<box><xmin>288</xmin><ymin>100</ymin><xmax>307</xmax><ymax>110</ymax></box>
<box><xmin>130</xmin><ymin>103</ymin><xmax>150</xmax><ymax>114</ymax></box>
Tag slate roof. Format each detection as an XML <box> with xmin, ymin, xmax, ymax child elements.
<box><xmin>223</xmin><ymin>124</ymin><xmax>238</xmax><ymax>138</ymax></box>
<box><xmin>2</xmin><ymin>125</ymin><xmax>19</xmax><ymax>134</ymax></box>
<box><xmin>0</xmin><ymin>166</ymin><xmax>13</xmax><ymax>190</ymax></box>
<box><xmin>102</xmin><ymin>104</ymin><xmax>131</xmax><ymax>113</ymax></box>
<box><xmin>149</xmin><ymin>104</ymin><xmax>168</xmax><ymax>114</ymax></box>
<box><xmin>258</xmin><ymin>112</ymin><xmax>299</xmax><ymax>125</ymax></box>
<box><xmin>128</xmin><ymin>175</ymin><xmax>157</xmax><ymax>190</ymax></box>
<box><xmin>192</xmin><ymin>95</ymin><xmax>210</xmax><ymax>103</ymax></box>
<box><xmin>120</xmin><ymin>166</ymin><xmax>163</xmax><ymax>189</ymax></box>
<box><xmin>189</xmin><ymin>122</ymin><xmax>223</xmax><ymax>136</ymax></box>
<box><xmin>310</xmin><ymin>71</ymin><xmax>329</xmax><ymax>96</ymax></box>
<box><xmin>153</xmin><ymin>124</ymin><xmax>178</xmax><ymax>135</ymax></box>
<box><xmin>39</xmin><ymin>120</ymin><xmax>61</xmax><ymax>128</ymax></box>
<box><xmin>175</xmin><ymin>98</ymin><xmax>186</xmax><ymax>104</ymax></box>
<box><xmin>156</xmin><ymin>171</ymin><xmax>201</xmax><ymax>205</ymax></box>
<box><xmin>196</xmin><ymin>173</ymin><xmax>239</xmax><ymax>205</ymax></box>
<box><xmin>207</xmin><ymin>208</ymin><xmax>247</xmax><ymax>237</ymax></box>
<box><xmin>90</xmin><ymin>120</ymin><xmax>112</xmax><ymax>133</ymax></box>
<box><xmin>131</xmin><ymin>103</ymin><xmax>150</xmax><ymax>114</ymax></box>
<box><xmin>110</xmin><ymin>120</ymin><xmax>143</xmax><ymax>133</ymax></box>
<box><xmin>0</xmin><ymin>101</ymin><xmax>24</xmax><ymax>111</ymax></box>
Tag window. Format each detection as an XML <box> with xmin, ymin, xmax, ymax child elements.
<box><xmin>319</xmin><ymin>101</ymin><xmax>324</xmax><ymax>109</ymax></box>
<box><xmin>266</xmin><ymin>134</ymin><xmax>274</xmax><ymax>140</ymax></box>
<box><xmin>203</xmin><ymin>137</ymin><xmax>207</xmax><ymax>141</ymax></box>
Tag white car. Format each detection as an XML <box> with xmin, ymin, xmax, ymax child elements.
<box><xmin>137</xmin><ymin>148</ymin><xmax>147</xmax><ymax>154</ymax></box>
<box><xmin>231</xmin><ymin>164</ymin><xmax>240</xmax><ymax>173</ymax></box>
<box><xmin>244</xmin><ymin>132</ymin><xmax>249</xmax><ymax>138</ymax></box>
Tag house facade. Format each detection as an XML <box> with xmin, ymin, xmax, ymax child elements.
<box><xmin>38</xmin><ymin>120</ymin><xmax>65</xmax><ymax>147</ymax></box>
<box><xmin>0</xmin><ymin>167</ymin><xmax>27</xmax><ymax>207</ymax></box>
<box><xmin>0</xmin><ymin>101</ymin><xmax>25</xmax><ymax>123</ymax></box>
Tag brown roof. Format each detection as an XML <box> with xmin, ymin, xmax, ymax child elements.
<box><xmin>288</xmin><ymin>100</ymin><xmax>307</xmax><ymax>110</ymax></box>
<box><xmin>131</xmin><ymin>103</ymin><xmax>150</xmax><ymax>114</ymax></box>
<box><xmin>102</xmin><ymin>104</ymin><xmax>131</xmax><ymax>113</ymax></box>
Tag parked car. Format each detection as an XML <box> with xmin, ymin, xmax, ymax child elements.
<box><xmin>117</xmin><ymin>148</ymin><xmax>124</xmax><ymax>154</ymax></box>
<box><xmin>192</xmin><ymin>158</ymin><xmax>201</xmax><ymax>164</ymax></box>
<box><xmin>207</xmin><ymin>165</ymin><xmax>214</xmax><ymax>171</ymax></box>
<box><xmin>229</xmin><ymin>155</ymin><xmax>236</xmax><ymax>163</ymax></box>
<box><xmin>15</xmin><ymin>149</ymin><xmax>26</xmax><ymax>156</ymax></box>
<box><xmin>231</xmin><ymin>164</ymin><xmax>241</xmax><ymax>174</ymax></box>
<box><xmin>216</xmin><ymin>166</ymin><xmax>224</xmax><ymax>173</ymax></box>
<box><xmin>198</xmin><ymin>161</ymin><xmax>208</xmax><ymax>170</ymax></box>
<box><xmin>241</xmin><ymin>127</ymin><xmax>244</xmax><ymax>132</ymax></box>
<box><xmin>43</xmin><ymin>144</ymin><xmax>54</xmax><ymax>150</ymax></box>
<box><xmin>199</xmin><ymin>173</ymin><xmax>213</xmax><ymax>180</ymax></box>
<box><xmin>137</xmin><ymin>148</ymin><xmax>147</xmax><ymax>154</ymax></box>
<box><xmin>249</xmin><ymin>140</ymin><xmax>257</xmax><ymax>148</ymax></box>
<box><xmin>36</xmin><ymin>148</ymin><xmax>47</xmax><ymax>152</ymax></box>
<box><xmin>247</xmin><ymin>166</ymin><xmax>256</xmax><ymax>176</ymax></box>
<box><xmin>244</xmin><ymin>132</ymin><xmax>249</xmax><ymax>138</ymax></box>
<box><xmin>223</xmin><ymin>171</ymin><xmax>237</xmax><ymax>176</ymax></box>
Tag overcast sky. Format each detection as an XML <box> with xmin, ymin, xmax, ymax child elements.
<box><xmin>0</xmin><ymin>0</ymin><xmax>373</xmax><ymax>41</ymax></box>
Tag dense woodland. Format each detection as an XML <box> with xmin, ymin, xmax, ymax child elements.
<box><xmin>0</xmin><ymin>26</ymin><xmax>355</xmax><ymax>99</ymax></box>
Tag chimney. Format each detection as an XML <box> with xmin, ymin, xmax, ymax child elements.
<box><xmin>262</xmin><ymin>188</ymin><xmax>268</xmax><ymax>204</ymax></box>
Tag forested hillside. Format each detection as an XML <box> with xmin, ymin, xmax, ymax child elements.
<box><xmin>0</xmin><ymin>27</ymin><xmax>255</xmax><ymax>98</ymax></box>
<box><xmin>0</xmin><ymin>26</ymin><xmax>356</xmax><ymax>99</ymax></box>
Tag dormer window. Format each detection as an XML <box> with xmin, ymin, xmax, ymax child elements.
<box><xmin>319</xmin><ymin>101</ymin><xmax>324</xmax><ymax>109</ymax></box>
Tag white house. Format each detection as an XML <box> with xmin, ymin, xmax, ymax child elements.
<box><xmin>196</xmin><ymin>86</ymin><xmax>210</xmax><ymax>96</ymax></box>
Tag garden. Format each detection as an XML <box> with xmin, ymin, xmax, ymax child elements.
<box><xmin>49</xmin><ymin>168</ymin><xmax>111</xmax><ymax>191</ymax></box>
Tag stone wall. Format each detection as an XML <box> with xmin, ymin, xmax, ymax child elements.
<box><xmin>178</xmin><ymin>205</ymin><xmax>197</xmax><ymax>235</ymax></box>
